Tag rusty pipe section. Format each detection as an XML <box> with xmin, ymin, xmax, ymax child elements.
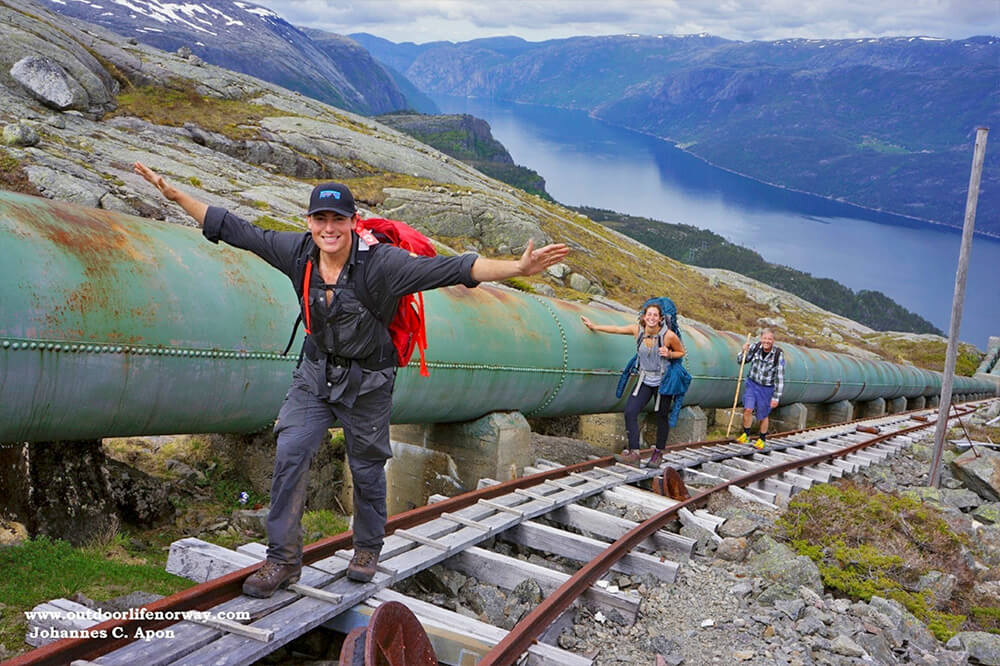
<box><xmin>1</xmin><ymin>191</ymin><xmax>996</xmax><ymax>441</ymax></box>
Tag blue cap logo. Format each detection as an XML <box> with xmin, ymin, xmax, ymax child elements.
<box><xmin>318</xmin><ymin>190</ymin><xmax>341</xmax><ymax>200</ymax></box>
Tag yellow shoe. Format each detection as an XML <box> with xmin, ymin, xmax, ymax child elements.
<box><xmin>753</xmin><ymin>438</ymin><xmax>766</xmax><ymax>450</ymax></box>
<box><xmin>735</xmin><ymin>432</ymin><xmax>748</xmax><ymax>444</ymax></box>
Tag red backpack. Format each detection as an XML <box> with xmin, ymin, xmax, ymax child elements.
<box><xmin>354</xmin><ymin>217</ymin><xmax>435</xmax><ymax>376</ymax></box>
<box><xmin>284</xmin><ymin>218</ymin><xmax>436</xmax><ymax>377</ymax></box>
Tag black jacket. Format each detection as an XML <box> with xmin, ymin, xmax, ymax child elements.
<box><xmin>203</xmin><ymin>207</ymin><xmax>479</xmax><ymax>402</ymax></box>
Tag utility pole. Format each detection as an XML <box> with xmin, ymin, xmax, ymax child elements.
<box><xmin>928</xmin><ymin>127</ymin><xmax>989</xmax><ymax>488</ymax></box>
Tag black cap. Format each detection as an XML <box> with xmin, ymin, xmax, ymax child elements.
<box><xmin>307</xmin><ymin>182</ymin><xmax>356</xmax><ymax>217</ymax></box>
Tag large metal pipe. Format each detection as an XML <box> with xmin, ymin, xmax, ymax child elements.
<box><xmin>1</xmin><ymin>191</ymin><xmax>995</xmax><ymax>441</ymax></box>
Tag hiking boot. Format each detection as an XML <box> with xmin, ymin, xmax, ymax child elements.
<box><xmin>614</xmin><ymin>449</ymin><xmax>640</xmax><ymax>466</ymax></box>
<box><xmin>735</xmin><ymin>432</ymin><xmax>749</xmax><ymax>444</ymax></box>
<box><xmin>644</xmin><ymin>448</ymin><xmax>664</xmax><ymax>468</ymax></box>
<box><xmin>753</xmin><ymin>438</ymin><xmax>766</xmax><ymax>450</ymax></box>
<box><xmin>346</xmin><ymin>549</ymin><xmax>380</xmax><ymax>582</ymax></box>
<box><xmin>242</xmin><ymin>560</ymin><xmax>300</xmax><ymax>598</ymax></box>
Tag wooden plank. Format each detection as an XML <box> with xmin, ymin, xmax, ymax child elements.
<box><xmin>169</xmin><ymin>545</ymin><xmax>389</xmax><ymax>666</ymax></box>
<box><xmin>394</xmin><ymin>528</ymin><xmax>452</xmax><ymax>551</ymax></box>
<box><xmin>729</xmin><ymin>485</ymin><xmax>779</xmax><ymax>510</ymax></box>
<box><xmin>545</xmin><ymin>504</ymin><xmax>694</xmax><ymax>558</ymax></box>
<box><xmin>184</xmin><ymin>614</ymin><xmax>273</xmax><ymax>642</ymax></box>
<box><xmin>678</xmin><ymin>508</ymin><xmax>722</xmax><ymax>541</ymax></box>
<box><xmin>691</xmin><ymin>509</ymin><xmax>726</xmax><ymax>528</ymax></box>
<box><xmin>601</xmin><ymin>485</ymin><xmax>677</xmax><ymax>515</ymax></box>
<box><xmin>325</xmin><ymin>588</ymin><xmax>593</xmax><ymax>666</ymax></box>
<box><xmin>723</xmin><ymin>458</ymin><xmax>767</xmax><ymax>472</ymax></box>
<box><xmin>569</xmin><ymin>471</ymin><xmax>622</xmax><ymax>489</ymax></box>
<box><xmin>499</xmin><ymin>521</ymin><xmax>678</xmax><ymax>583</ymax></box>
<box><xmin>759</xmin><ymin>477</ymin><xmax>794</xmax><ymax>498</ymax></box>
<box><xmin>779</xmin><ymin>471</ymin><xmax>814</xmax><ymax>490</ymax></box>
<box><xmin>699</xmin><ymin>461</ymin><xmax>746</xmax><ymax>481</ymax></box>
<box><xmin>682</xmin><ymin>468</ymin><xmax>727</xmax><ymax>485</ymax></box>
<box><xmin>445</xmin><ymin>547</ymin><xmax>640</xmax><ymax>621</ymax></box>
<box><xmin>99</xmin><ymin>540</ymin><xmax>330</xmax><ymax>666</ymax></box>
<box><xmin>26</xmin><ymin>600</ymin><xmax>97</xmax><ymax>647</ymax></box>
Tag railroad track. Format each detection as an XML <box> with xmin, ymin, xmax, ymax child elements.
<box><xmin>10</xmin><ymin>401</ymin><xmax>989</xmax><ymax>666</ymax></box>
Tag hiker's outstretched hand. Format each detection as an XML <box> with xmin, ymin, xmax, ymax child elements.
<box><xmin>132</xmin><ymin>161</ymin><xmax>208</xmax><ymax>226</ymax></box>
<box><xmin>134</xmin><ymin>162</ymin><xmax>180</xmax><ymax>202</ymax></box>
<box><xmin>517</xmin><ymin>239</ymin><xmax>570</xmax><ymax>276</ymax></box>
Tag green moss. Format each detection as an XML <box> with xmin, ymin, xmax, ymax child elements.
<box><xmin>188</xmin><ymin>176</ymin><xmax>202</xmax><ymax>188</ymax></box>
<box><xmin>778</xmin><ymin>481</ymin><xmax>981</xmax><ymax>642</ymax></box>
<box><xmin>251</xmin><ymin>199</ymin><xmax>268</xmax><ymax>210</ymax></box>
<box><xmin>0</xmin><ymin>147</ymin><xmax>40</xmax><ymax>196</ymax></box>
<box><xmin>254</xmin><ymin>215</ymin><xmax>302</xmax><ymax>232</ymax></box>
<box><xmin>109</xmin><ymin>81</ymin><xmax>286</xmax><ymax>141</ymax></box>
<box><xmin>501</xmin><ymin>277</ymin><xmax>535</xmax><ymax>293</ymax></box>
<box><xmin>301</xmin><ymin>510</ymin><xmax>350</xmax><ymax>539</ymax></box>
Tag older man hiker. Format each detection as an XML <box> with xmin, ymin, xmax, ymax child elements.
<box><xmin>134</xmin><ymin>162</ymin><xmax>569</xmax><ymax>597</ymax></box>
<box><xmin>735</xmin><ymin>328</ymin><xmax>784</xmax><ymax>450</ymax></box>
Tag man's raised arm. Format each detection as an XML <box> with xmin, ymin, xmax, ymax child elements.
<box><xmin>134</xmin><ymin>162</ymin><xmax>208</xmax><ymax>227</ymax></box>
<box><xmin>470</xmin><ymin>239</ymin><xmax>569</xmax><ymax>282</ymax></box>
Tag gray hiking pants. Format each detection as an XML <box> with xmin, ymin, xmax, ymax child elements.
<box><xmin>266</xmin><ymin>377</ymin><xmax>393</xmax><ymax>566</ymax></box>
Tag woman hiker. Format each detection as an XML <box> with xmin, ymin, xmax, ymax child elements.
<box><xmin>581</xmin><ymin>301</ymin><xmax>685</xmax><ymax>468</ymax></box>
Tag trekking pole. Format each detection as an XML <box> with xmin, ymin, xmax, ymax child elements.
<box><xmin>726</xmin><ymin>333</ymin><xmax>753</xmax><ymax>437</ymax></box>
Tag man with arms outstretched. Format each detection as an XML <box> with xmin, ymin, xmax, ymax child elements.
<box><xmin>135</xmin><ymin>162</ymin><xmax>569</xmax><ymax>596</ymax></box>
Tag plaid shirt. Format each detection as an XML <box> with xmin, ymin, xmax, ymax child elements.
<box><xmin>738</xmin><ymin>343</ymin><xmax>785</xmax><ymax>402</ymax></box>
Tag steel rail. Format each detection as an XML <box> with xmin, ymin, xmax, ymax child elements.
<box><xmin>478</xmin><ymin>405</ymin><xmax>977</xmax><ymax>665</ymax></box>
<box><xmin>7</xmin><ymin>403</ymin><xmax>983</xmax><ymax>666</ymax></box>
<box><xmin>5</xmin><ymin>455</ymin><xmax>621</xmax><ymax>665</ymax></box>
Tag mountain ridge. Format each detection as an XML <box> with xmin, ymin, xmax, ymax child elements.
<box><xmin>0</xmin><ymin>0</ymin><xmax>985</xmax><ymax>367</ymax></box>
<box><xmin>34</xmin><ymin>0</ymin><xmax>412</xmax><ymax>115</ymax></box>
<box><xmin>351</xmin><ymin>32</ymin><xmax>999</xmax><ymax>235</ymax></box>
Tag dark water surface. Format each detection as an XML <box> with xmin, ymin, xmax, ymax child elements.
<box><xmin>432</xmin><ymin>94</ymin><xmax>999</xmax><ymax>348</ymax></box>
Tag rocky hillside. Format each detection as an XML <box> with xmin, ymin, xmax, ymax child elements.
<box><xmin>352</xmin><ymin>33</ymin><xmax>1000</xmax><ymax>235</ymax></box>
<box><xmin>375</xmin><ymin>111</ymin><xmax>549</xmax><ymax>198</ymax></box>
<box><xmin>575</xmin><ymin>205</ymin><xmax>942</xmax><ymax>336</ymax></box>
<box><xmin>0</xmin><ymin>0</ymin><xmax>981</xmax><ymax>370</ymax></box>
<box><xmin>32</xmin><ymin>0</ymin><xmax>411</xmax><ymax>115</ymax></box>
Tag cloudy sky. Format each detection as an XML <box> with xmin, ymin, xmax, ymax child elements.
<box><xmin>276</xmin><ymin>0</ymin><xmax>999</xmax><ymax>44</ymax></box>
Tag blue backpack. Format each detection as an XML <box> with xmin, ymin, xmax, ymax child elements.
<box><xmin>615</xmin><ymin>297</ymin><xmax>692</xmax><ymax>427</ymax></box>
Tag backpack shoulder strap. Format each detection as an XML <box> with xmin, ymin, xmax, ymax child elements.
<box><xmin>352</xmin><ymin>244</ymin><xmax>381</xmax><ymax>323</ymax></box>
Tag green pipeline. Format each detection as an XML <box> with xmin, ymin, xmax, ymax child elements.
<box><xmin>1</xmin><ymin>191</ymin><xmax>995</xmax><ymax>441</ymax></box>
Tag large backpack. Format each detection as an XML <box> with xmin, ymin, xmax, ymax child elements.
<box><xmin>616</xmin><ymin>296</ymin><xmax>692</xmax><ymax>427</ymax></box>
<box><xmin>641</xmin><ymin>296</ymin><xmax>680</xmax><ymax>339</ymax></box>
<box><xmin>283</xmin><ymin>217</ymin><xmax>436</xmax><ymax>377</ymax></box>
<box><xmin>354</xmin><ymin>217</ymin><xmax>435</xmax><ymax>376</ymax></box>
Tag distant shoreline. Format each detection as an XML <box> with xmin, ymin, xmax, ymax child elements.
<box><xmin>463</xmin><ymin>94</ymin><xmax>999</xmax><ymax>242</ymax></box>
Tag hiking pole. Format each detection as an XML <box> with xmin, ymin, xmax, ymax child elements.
<box><xmin>727</xmin><ymin>333</ymin><xmax>753</xmax><ymax>437</ymax></box>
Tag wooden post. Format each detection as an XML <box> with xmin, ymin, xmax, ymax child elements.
<box><xmin>928</xmin><ymin>127</ymin><xmax>989</xmax><ymax>487</ymax></box>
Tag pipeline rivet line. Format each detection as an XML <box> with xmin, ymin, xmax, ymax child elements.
<box><xmin>0</xmin><ymin>337</ymin><xmax>296</xmax><ymax>361</ymax></box>
<box><xmin>524</xmin><ymin>296</ymin><xmax>570</xmax><ymax>417</ymax></box>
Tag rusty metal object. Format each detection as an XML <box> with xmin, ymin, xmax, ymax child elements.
<box><xmin>3</xmin><ymin>191</ymin><xmax>995</xmax><ymax>442</ymax></box>
<box><xmin>913</xmin><ymin>415</ymin><xmax>929</xmax><ymax>422</ymax></box>
<box><xmin>339</xmin><ymin>626</ymin><xmax>368</xmax><ymax>666</ymax></box>
<box><xmin>478</xmin><ymin>406</ymin><xmax>978</xmax><ymax>665</ymax></box>
<box><xmin>856</xmin><ymin>425</ymin><xmax>881</xmax><ymax>434</ymax></box>
<box><xmin>337</xmin><ymin>602</ymin><xmax>435</xmax><ymax>666</ymax></box>
<box><xmin>371</xmin><ymin>601</ymin><xmax>436</xmax><ymax>665</ymax></box>
<box><xmin>12</xmin><ymin>405</ymin><xmax>980</xmax><ymax>666</ymax></box>
<box><xmin>653</xmin><ymin>467</ymin><xmax>690</xmax><ymax>500</ymax></box>
<box><xmin>8</xmin><ymin>454</ymin><xmax>617</xmax><ymax>665</ymax></box>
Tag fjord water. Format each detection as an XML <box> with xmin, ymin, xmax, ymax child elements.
<box><xmin>432</xmin><ymin>94</ymin><xmax>999</xmax><ymax>347</ymax></box>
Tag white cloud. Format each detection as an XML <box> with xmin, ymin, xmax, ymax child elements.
<box><xmin>269</xmin><ymin>0</ymin><xmax>999</xmax><ymax>43</ymax></box>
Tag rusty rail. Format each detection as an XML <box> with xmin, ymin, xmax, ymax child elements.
<box><xmin>478</xmin><ymin>405</ymin><xmax>977</xmax><ymax>665</ymax></box>
<box><xmin>6</xmin><ymin>403</ymin><xmax>982</xmax><ymax>666</ymax></box>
